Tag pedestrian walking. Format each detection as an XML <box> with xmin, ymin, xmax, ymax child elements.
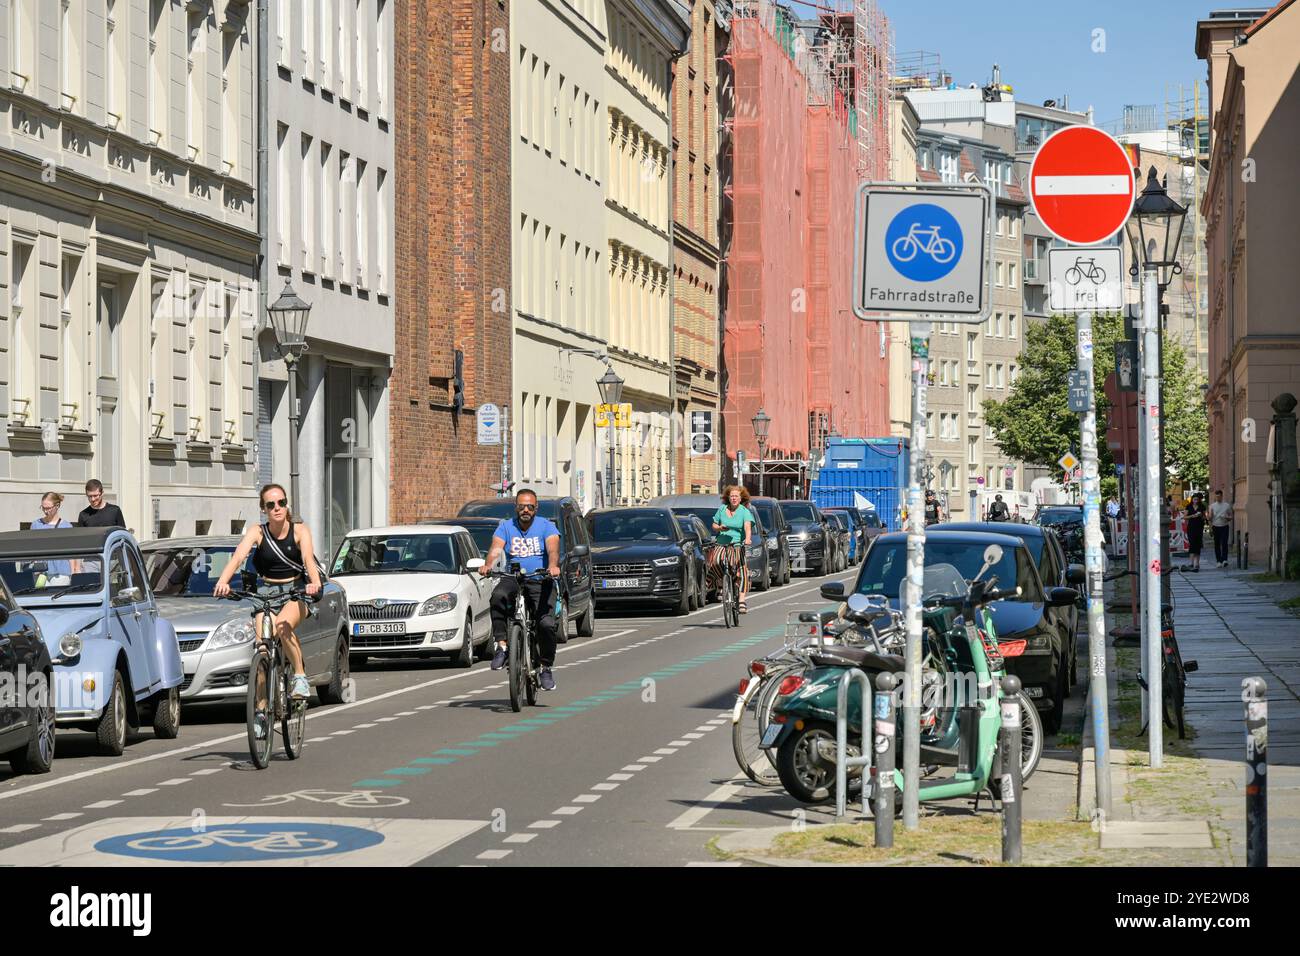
<box><xmin>77</xmin><ymin>478</ymin><xmax>126</xmax><ymax>529</ymax></box>
<box><xmin>1209</xmin><ymin>489</ymin><xmax>1233</xmax><ymax>567</ymax></box>
<box><xmin>1106</xmin><ymin>496</ymin><xmax>1120</xmax><ymax>520</ymax></box>
<box><xmin>1184</xmin><ymin>493</ymin><xmax>1206</xmax><ymax>571</ymax></box>
<box><xmin>30</xmin><ymin>492</ymin><xmax>75</xmax><ymax>586</ymax></box>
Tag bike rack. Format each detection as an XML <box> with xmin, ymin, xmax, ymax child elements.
<box><xmin>835</xmin><ymin>668</ymin><xmax>873</xmax><ymax>821</ymax></box>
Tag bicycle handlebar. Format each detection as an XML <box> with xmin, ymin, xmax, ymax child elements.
<box><xmin>223</xmin><ymin>588</ymin><xmax>321</xmax><ymax>606</ymax></box>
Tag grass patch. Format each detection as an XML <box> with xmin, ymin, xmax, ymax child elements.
<box><xmin>767</xmin><ymin>816</ymin><xmax>1095</xmax><ymax>866</ymax></box>
<box><xmin>1278</xmin><ymin>595</ymin><xmax>1300</xmax><ymax>611</ymax></box>
<box><xmin>1251</xmin><ymin>572</ymin><xmax>1281</xmax><ymax>583</ymax></box>
<box><xmin>1057</xmin><ymin>732</ymin><xmax>1081</xmax><ymax>748</ymax></box>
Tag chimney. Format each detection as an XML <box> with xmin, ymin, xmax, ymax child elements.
<box><xmin>1086</xmin><ymin>105</ymin><xmax>1095</xmax><ymax>125</ymax></box>
<box><xmin>992</xmin><ymin>63</ymin><xmax>1001</xmax><ymax>87</ymax></box>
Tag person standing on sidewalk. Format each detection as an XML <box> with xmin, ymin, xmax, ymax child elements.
<box><xmin>1184</xmin><ymin>493</ymin><xmax>1206</xmax><ymax>571</ymax></box>
<box><xmin>77</xmin><ymin>479</ymin><xmax>126</xmax><ymax>529</ymax></box>
<box><xmin>1209</xmin><ymin>490</ymin><xmax>1233</xmax><ymax>567</ymax></box>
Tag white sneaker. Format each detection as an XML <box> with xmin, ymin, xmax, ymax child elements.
<box><xmin>290</xmin><ymin>674</ymin><xmax>311</xmax><ymax>700</ymax></box>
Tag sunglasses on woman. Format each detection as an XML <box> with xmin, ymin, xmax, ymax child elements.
<box><xmin>262</xmin><ymin>499</ymin><xmax>288</xmax><ymax>511</ymax></box>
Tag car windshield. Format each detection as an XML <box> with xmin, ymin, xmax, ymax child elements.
<box><xmin>1036</xmin><ymin>509</ymin><xmax>1081</xmax><ymax>525</ymax></box>
<box><xmin>460</xmin><ymin>500</ymin><xmax>560</xmax><ymax>521</ymax></box>
<box><xmin>0</xmin><ymin>555</ymin><xmax>104</xmax><ymax>596</ymax></box>
<box><xmin>332</xmin><ymin>534</ymin><xmax>458</xmax><ymax>575</ymax></box>
<box><xmin>463</xmin><ymin>526</ymin><xmax>495</xmax><ymax>555</ymax></box>
<box><xmin>854</xmin><ymin>539</ymin><xmax>1042</xmax><ymax>601</ymax></box>
<box><xmin>781</xmin><ymin>502</ymin><xmax>817</xmax><ymax>522</ymax></box>
<box><xmin>588</xmin><ymin>512</ymin><xmax>675</xmax><ymax>542</ymax></box>
<box><xmin>144</xmin><ymin>546</ymin><xmax>251</xmax><ymax>597</ymax></box>
<box><xmin>750</xmin><ymin>501</ymin><xmax>779</xmax><ymax>528</ymax></box>
<box><xmin>670</xmin><ymin>507</ymin><xmax>718</xmax><ymax>527</ymax></box>
<box><xmin>863</xmin><ymin>513</ymin><xmax>883</xmax><ymax>528</ymax></box>
<box><xmin>827</xmin><ymin>514</ymin><xmax>847</xmax><ymax>530</ymax></box>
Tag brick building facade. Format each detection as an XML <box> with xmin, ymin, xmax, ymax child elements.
<box><xmin>390</xmin><ymin>0</ymin><xmax>512</xmax><ymax>519</ymax></box>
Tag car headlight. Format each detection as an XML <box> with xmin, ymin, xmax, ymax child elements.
<box><xmin>746</xmin><ymin>545</ymin><xmax>762</xmax><ymax>557</ymax></box>
<box><xmin>58</xmin><ymin>633</ymin><xmax>82</xmax><ymax>659</ymax></box>
<box><xmin>652</xmin><ymin>555</ymin><xmax>680</xmax><ymax>567</ymax></box>
<box><xmin>1026</xmin><ymin>634</ymin><xmax>1052</xmax><ymax>651</ymax></box>
<box><xmin>419</xmin><ymin>592</ymin><xmax>458</xmax><ymax>615</ymax></box>
<box><xmin>790</xmin><ymin>532</ymin><xmax>808</xmax><ymax>541</ymax></box>
<box><xmin>767</xmin><ymin>537</ymin><xmax>778</xmax><ymax>550</ymax></box>
<box><xmin>208</xmin><ymin>617</ymin><xmax>256</xmax><ymax>650</ymax></box>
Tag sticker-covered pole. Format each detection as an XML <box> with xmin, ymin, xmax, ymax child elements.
<box><xmin>1142</xmin><ymin>266</ymin><xmax>1164</xmax><ymax>767</ymax></box>
<box><xmin>902</xmin><ymin>320</ymin><xmax>930</xmax><ymax>830</ymax></box>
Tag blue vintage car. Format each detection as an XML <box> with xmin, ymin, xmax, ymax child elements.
<box><xmin>0</xmin><ymin>528</ymin><xmax>184</xmax><ymax>755</ymax></box>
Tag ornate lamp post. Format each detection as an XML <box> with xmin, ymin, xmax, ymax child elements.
<box><xmin>597</xmin><ymin>366</ymin><xmax>625</xmax><ymax>505</ymax></box>
<box><xmin>752</xmin><ymin>408</ymin><xmax>771</xmax><ymax>497</ymax></box>
<box><xmin>266</xmin><ymin>280</ymin><xmax>312</xmax><ymax>513</ymax></box>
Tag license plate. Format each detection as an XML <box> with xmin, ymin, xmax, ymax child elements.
<box><xmin>353</xmin><ymin>622</ymin><xmax>406</xmax><ymax>635</ymax></box>
<box><xmin>1023</xmin><ymin>686</ymin><xmax>1044</xmax><ymax>699</ymax></box>
<box><xmin>601</xmin><ymin>578</ymin><xmax>640</xmax><ymax>589</ymax></box>
<box><xmin>760</xmin><ymin>722</ymin><xmax>783</xmax><ymax>748</ymax></box>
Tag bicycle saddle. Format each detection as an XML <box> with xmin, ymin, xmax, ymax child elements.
<box><xmin>810</xmin><ymin>645</ymin><xmax>905</xmax><ymax>673</ymax></box>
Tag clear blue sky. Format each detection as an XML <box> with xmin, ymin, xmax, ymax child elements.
<box><xmin>788</xmin><ymin>0</ymin><xmax>1211</xmax><ymax>129</ymax></box>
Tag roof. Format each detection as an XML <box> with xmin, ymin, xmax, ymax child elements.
<box><xmin>873</xmin><ymin>529</ymin><xmax>1029</xmax><ymax>547</ymax></box>
<box><xmin>141</xmin><ymin>535</ymin><xmax>243</xmax><ymax>549</ymax></box>
<box><xmin>649</xmin><ymin>495</ymin><xmax>723</xmax><ymax>507</ymax></box>
<box><xmin>916</xmin><ymin>167</ymin><xmax>941</xmax><ymax>182</ymax></box>
<box><xmin>1245</xmin><ymin>0</ymin><xmax>1296</xmax><ymax>36</ymax></box>
<box><xmin>938</xmin><ymin>521</ymin><xmax>1046</xmax><ymax>538</ymax></box>
<box><xmin>587</xmin><ymin>507</ymin><xmax>673</xmax><ymax>516</ymax></box>
<box><xmin>343</xmin><ymin>525</ymin><xmax>470</xmax><ymax>537</ymax></box>
<box><xmin>420</xmin><ymin>516</ymin><xmax>500</xmax><ymax>526</ymax></box>
<box><xmin>0</xmin><ymin>527</ymin><xmax>127</xmax><ymax>559</ymax></box>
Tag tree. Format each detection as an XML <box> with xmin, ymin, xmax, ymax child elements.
<box><xmin>983</xmin><ymin>311</ymin><xmax>1207</xmax><ymax>489</ymax></box>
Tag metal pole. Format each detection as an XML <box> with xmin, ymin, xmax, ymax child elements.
<box><xmin>1243</xmin><ymin>677</ymin><xmax>1268</xmax><ymax>867</ymax></box>
<box><xmin>1157</xmin><ymin>284</ymin><xmax>1171</xmax><ymax>607</ymax></box>
<box><xmin>607</xmin><ymin>422</ymin><xmax>616</xmax><ymax>507</ymax></box>
<box><xmin>1137</xmin><ymin>336</ymin><xmax>1149</xmax><ymax>730</ymax></box>
<box><xmin>1077</xmin><ymin>311</ymin><xmax>1113</xmax><ymax>820</ymax></box>
<box><xmin>758</xmin><ymin>442</ymin><xmax>766</xmax><ymax>497</ymax></box>
<box><xmin>834</xmin><ymin>668</ymin><xmax>872</xmax><ymax>822</ymax></box>
<box><xmin>902</xmin><ymin>320</ymin><xmax>931</xmax><ymax>830</ymax></box>
<box><xmin>1000</xmin><ymin>675</ymin><xmax>1023</xmax><ymax>864</ymax></box>
<box><xmin>287</xmin><ymin>355</ymin><xmax>300</xmax><ymax>514</ymax></box>
<box><xmin>873</xmin><ymin>672</ymin><xmax>898</xmax><ymax>848</ymax></box>
<box><xmin>500</xmin><ymin>406</ymin><xmax>509</xmax><ymax>498</ymax></box>
<box><xmin>1142</xmin><ymin>266</ymin><xmax>1164</xmax><ymax>767</ymax></box>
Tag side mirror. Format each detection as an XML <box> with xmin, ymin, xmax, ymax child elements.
<box><xmin>569</xmin><ymin>544</ymin><xmax>590</xmax><ymax>558</ymax></box>
<box><xmin>114</xmin><ymin>586</ymin><xmax>143</xmax><ymax>606</ymax></box>
<box><xmin>1047</xmin><ymin>587</ymin><xmax>1079</xmax><ymax>607</ymax></box>
<box><xmin>820</xmin><ymin>581</ymin><xmax>846</xmax><ymax>601</ymax></box>
<box><xmin>1066</xmin><ymin>564</ymin><xmax>1086</xmax><ymax>585</ymax></box>
<box><xmin>465</xmin><ymin>558</ymin><xmax>485</xmax><ymax>573</ymax></box>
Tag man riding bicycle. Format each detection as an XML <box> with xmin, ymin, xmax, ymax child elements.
<box><xmin>479</xmin><ymin>489</ymin><xmax>562</xmax><ymax>691</ymax></box>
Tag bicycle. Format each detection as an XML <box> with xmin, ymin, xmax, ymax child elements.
<box><xmin>1064</xmin><ymin>257</ymin><xmax>1106</xmax><ymax>285</ymax></box>
<box><xmin>490</xmin><ymin>565</ymin><xmax>555</xmax><ymax>712</ymax></box>
<box><xmin>1136</xmin><ymin>600</ymin><xmax>1198</xmax><ymax>739</ymax></box>
<box><xmin>712</xmin><ymin>546</ymin><xmax>743</xmax><ymax>629</ymax></box>
<box><xmin>891</xmin><ymin>223</ymin><xmax>957</xmax><ymax>264</ymax></box>
<box><xmin>224</xmin><ymin>587</ymin><xmax>321</xmax><ymax>769</ymax></box>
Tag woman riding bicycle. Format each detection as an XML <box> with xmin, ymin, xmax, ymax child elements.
<box><xmin>213</xmin><ymin>484</ymin><xmax>323</xmax><ymax>706</ymax></box>
<box><xmin>709</xmin><ymin>485</ymin><xmax>754</xmax><ymax>614</ymax></box>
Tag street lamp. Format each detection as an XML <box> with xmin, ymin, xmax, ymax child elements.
<box><xmin>266</xmin><ymin>280</ymin><xmax>312</xmax><ymax>514</ymax></box>
<box><xmin>752</xmin><ymin>408</ymin><xmax>771</xmax><ymax>497</ymax></box>
<box><xmin>596</xmin><ymin>365</ymin><xmax>625</xmax><ymax>506</ymax></box>
<box><xmin>1125</xmin><ymin>165</ymin><xmax>1187</xmax><ymax>770</ymax></box>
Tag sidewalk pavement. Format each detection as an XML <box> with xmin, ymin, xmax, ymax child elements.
<box><xmin>1080</xmin><ymin>562</ymin><xmax>1300</xmax><ymax>864</ymax></box>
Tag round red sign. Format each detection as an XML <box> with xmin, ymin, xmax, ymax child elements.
<box><xmin>1029</xmin><ymin>126</ymin><xmax>1135</xmax><ymax>246</ymax></box>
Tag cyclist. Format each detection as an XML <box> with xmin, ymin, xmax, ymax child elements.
<box><xmin>213</xmin><ymin>483</ymin><xmax>323</xmax><ymax>729</ymax></box>
<box><xmin>987</xmin><ymin>493</ymin><xmax>1010</xmax><ymax>522</ymax></box>
<box><xmin>924</xmin><ymin>490</ymin><xmax>943</xmax><ymax>526</ymax></box>
<box><xmin>479</xmin><ymin>488</ymin><xmax>562</xmax><ymax>691</ymax></box>
<box><xmin>709</xmin><ymin>485</ymin><xmax>753</xmax><ymax>613</ymax></box>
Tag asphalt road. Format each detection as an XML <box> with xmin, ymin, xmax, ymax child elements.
<box><xmin>0</xmin><ymin>566</ymin><xmax>1085</xmax><ymax>867</ymax></box>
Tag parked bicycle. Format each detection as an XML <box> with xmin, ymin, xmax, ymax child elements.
<box><xmin>1139</xmin><ymin>599</ymin><xmax>1198</xmax><ymax>739</ymax></box>
<box><xmin>224</xmin><ymin>587</ymin><xmax>321</xmax><ymax>769</ymax></box>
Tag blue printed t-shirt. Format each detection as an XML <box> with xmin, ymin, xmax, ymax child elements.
<box><xmin>494</xmin><ymin>516</ymin><xmax>561</xmax><ymax>573</ymax></box>
<box><xmin>31</xmin><ymin>517</ymin><xmax>74</xmax><ymax>578</ymax></box>
<box><xmin>712</xmin><ymin>505</ymin><xmax>754</xmax><ymax>547</ymax></box>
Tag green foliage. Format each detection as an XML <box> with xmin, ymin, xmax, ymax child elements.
<box><xmin>983</xmin><ymin>312</ymin><xmax>1208</xmax><ymax>489</ymax></box>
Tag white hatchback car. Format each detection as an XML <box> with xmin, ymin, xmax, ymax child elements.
<box><xmin>330</xmin><ymin>525</ymin><xmax>495</xmax><ymax>667</ymax></box>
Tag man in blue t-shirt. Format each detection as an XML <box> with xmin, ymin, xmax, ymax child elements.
<box><xmin>479</xmin><ymin>488</ymin><xmax>563</xmax><ymax>690</ymax></box>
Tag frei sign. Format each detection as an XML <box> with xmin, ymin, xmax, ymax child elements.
<box><xmin>853</xmin><ymin>184</ymin><xmax>992</xmax><ymax>323</ymax></box>
<box><xmin>1048</xmin><ymin>247</ymin><xmax>1123</xmax><ymax>313</ymax></box>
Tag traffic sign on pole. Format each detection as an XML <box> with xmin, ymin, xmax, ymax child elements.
<box><xmin>1029</xmin><ymin>126</ymin><xmax>1136</xmax><ymax>246</ymax></box>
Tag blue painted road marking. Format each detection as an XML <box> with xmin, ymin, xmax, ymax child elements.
<box><xmin>96</xmin><ymin>822</ymin><xmax>383</xmax><ymax>862</ymax></box>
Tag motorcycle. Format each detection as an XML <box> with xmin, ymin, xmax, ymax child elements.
<box><xmin>762</xmin><ymin>545</ymin><xmax>1043</xmax><ymax>806</ymax></box>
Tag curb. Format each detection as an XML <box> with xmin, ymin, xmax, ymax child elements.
<box><xmin>714</xmin><ymin>824</ymin><xmax>852</xmax><ymax>867</ymax></box>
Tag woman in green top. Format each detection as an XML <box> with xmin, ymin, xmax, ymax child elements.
<box><xmin>709</xmin><ymin>485</ymin><xmax>754</xmax><ymax>612</ymax></box>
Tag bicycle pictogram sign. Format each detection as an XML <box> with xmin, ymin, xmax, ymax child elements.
<box><xmin>885</xmin><ymin>204</ymin><xmax>964</xmax><ymax>282</ymax></box>
<box><xmin>1064</xmin><ymin>256</ymin><xmax>1107</xmax><ymax>286</ymax></box>
<box><xmin>96</xmin><ymin>822</ymin><xmax>384</xmax><ymax>862</ymax></box>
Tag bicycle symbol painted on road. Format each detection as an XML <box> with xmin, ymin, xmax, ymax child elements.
<box><xmin>885</xmin><ymin>204</ymin><xmax>963</xmax><ymax>282</ymax></box>
<box><xmin>1064</xmin><ymin>256</ymin><xmax>1107</xmax><ymax>286</ymax></box>
<box><xmin>96</xmin><ymin>822</ymin><xmax>384</xmax><ymax>862</ymax></box>
<box><xmin>222</xmin><ymin>789</ymin><xmax>410</xmax><ymax>809</ymax></box>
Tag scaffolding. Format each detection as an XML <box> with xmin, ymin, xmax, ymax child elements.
<box><xmin>1164</xmin><ymin>81</ymin><xmax>1210</xmax><ymax>380</ymax></box>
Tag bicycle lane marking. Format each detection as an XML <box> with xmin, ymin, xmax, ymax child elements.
<box><xmin>0</xmin><ymin>816</ymin><xmax>487</xmax><ymax>866</ymax></box>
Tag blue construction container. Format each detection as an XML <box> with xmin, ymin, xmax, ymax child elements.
<box><xmin>810</xmin><ymin>437</ymin><xmax>910</xmax><ymax>531</ymax></box>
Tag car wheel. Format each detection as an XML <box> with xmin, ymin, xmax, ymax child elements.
<box><xmin>1043</xmin><ymin>656</ymin><xmax>1067</xmax><ymax>734</ymax></box>
<box><xmin>575</xmin><ymin>598</ymin><xmax>596</xmax><ymax>638</ymax></box>
<box><xmin>8</xmin><ymin>672</ymin><xmax>55</xmax><ymax>775</ymax></box>
<box><xmin>555</xmin><ymin>598</ymin><xmax>570</xmax><ymax>645</ymax></box>
<box><xmin>456</xmin><ymin>613</ymin><xmax>475</xmax><ymax>667</ymax></box>
<box><xmin>96</xmin><ymin>671</ymin><xmax>128</xmax><ymax>757</ymax></box>
<box><xmin>782</xmin><ymin>555</ymin><xmax>792</xmax><ymax>585</ymax></box>
<box><xmin>674</xmin><ymin>573</ymin><xmax>692</xmax><ymax>616</ymax></box>
<box><xmin>690</xmin><ymin>572</ymin><xmax>702</xmax><ymax>610</ymax></box>
<box><xmin>1070</xmin><ymin>629</ymin><xmax>1080</xmax><ymax>690</ymax></box>
<box><xmin>754</xmin><ymin>556</ymin><xmax>770</xmax><ymax>592</ymax></box>
<box><xmin>318</xmin><ymin>635</ymin><xmax>351</xmax><ymax>703</ymax></box>
<box><xmin>152</xmin><ymin>686</ymin><xmax>182</xmax><ymax>740</ymax></box>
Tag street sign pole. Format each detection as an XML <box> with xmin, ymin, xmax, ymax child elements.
<box><xmin>902</xmin><ymin>320</ymin><xmax>931</xmax><ymax>831</ymax></box>
<box><xmin>1142</xmin><ymin>267</ymin><xmax>1164</xmax><ymax>767</ymax></box>
<box><xmin>1076</xmin><ymin>310</ymin><xmax>1112</xmax><ymax>822</ymax></box>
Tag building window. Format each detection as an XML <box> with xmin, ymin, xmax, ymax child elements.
<box><xmin>1008</xmin><ymin>313</ymin><xmax>1017</xmax><ymax>339</ymax></box>
<box><xmin>319</xmin><ymin>0</ymin><xmax>333</xmax><ymax>90</ymax></box>
<box><xmin>149</xmin><ymin>273</ymin><xmax>170</xmax><ymax>439</ymax></box>
<box><xmin>338</xmin><ymin>150</ymin><xmax>352</xmax><ymax>283</ymax></box>
<box><xmin>355</xmin><ymin>159</ymin><xmax>368</xmax><ymax>289</ymax></box>
<box><xmin>60</xmin><ymin>0</ymin><xmax>81</xmax><ymax>112</ymax></box>
<box><xmin>375</xmin><ymin>0</ymin><xmax>388</xmax><ymax>116</ymax></box>
<box><xmin>319</xmin><ymin>141</ymin><xmax>334</xmax><ymax>277</ymax></box>
<box><xmin>993</xmin><ymin>312</ymin><xmax>1002</xmax><ymax>337</ymax></box>
<box><xmin>187</xmin><ymin>5</ymin><xmax>204</xmax><ymax>159</ymax></box>
<box><xmin>11</xmin><ymin>0</ymin><xmax>36</xmax><ymax>90</ymax></box>
<box><xmin>221</xmin><ymin>23</ymin><xmax>240</xmax><ymax>175</ymax></box>
<box><xmin>376</xmin><ymin>168</ymin><xmax>388</xmax><ymax>294</ymax></box>
<box><xmin>926</xmin><ymin>411</ymin><xmax>935</xmax><ymax>438</ymax></box>
<box><xmin>275</xmin><ymin>124</ymin><xmax>290</xmax><ymax>264</ymax></box>
<box><xmin>1009</xmin><ymin>263</ymin><xmax>1017</xmax><ymax>289</ymax></box>
<box><xmin>355</xmin><ymin>0</ymin><xmax>368</xmax><ymax>108</ymax></box>
<box><xmin>995</xmin><ymin>261</ymin><xmax>1004</xmax><ymax>287</ymax></box>
<box><xmin>148</xmin><ymin>0</ymin><xmax>166</xmax><ymax>140</ymax></box>
<box><xmin>222</xmin><ymin>288</ymin><xmax>242</xmax><ymax>444</ymax></box>
<box><xmin>9</xmin><ymin>242</ymin><xmax>35</xmax><ymax>423</ymax></box>
<box><xmin>107</xmin><ymin>0</ymin><xmax>127</xmax><ymax>126</ymax></box>
<box><xmin>968</xmin><ymin>385</ymin><xmax>978</xmax><ymax>412</ymax></box>
<box><xmin>187</xmin><ymin>281</ymin><xmax>207</xmax><ymax>442</ymax></box>
<box><xmin>997</xmin><ymin>364</ymin><xmax>1005</xmax><ymax>389</ymax></box>
<box><xmin>967</xmin><ymin>332</ymin><xmax>977</xmax><ymax>361</ymax></box>
<box><xmin>302</xmin><ymin>0</ymin><xmax>315</xmax><ymax>81</ymax></box>
<box><xmin>986</xmin><ymin>363</ymin><xmax>993</xmax><ymax>388</ymax></box>
<box><xmin>300</xmin><ymin>133</ymin><xmax>315</xmax><ymax>271</ymax></box>
<box><xmin>61</xmin><ymin>253</ymin><xmax>85</xmax><ymax>429</ymax></box>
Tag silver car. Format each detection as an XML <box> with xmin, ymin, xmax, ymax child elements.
<box><xmin>140</xmin><ymin>536</ymin><xmax>351</xmax><ymax>706</ymax></box>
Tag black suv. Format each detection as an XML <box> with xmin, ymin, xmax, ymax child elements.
<box><xmin>585</xmin><ymin>508</ymin><xmax>702</xmax><ymax>615</ymax></box>
<box><xmin>779</xmin><ymin>499</ymin><xmax>832</xmax><ymax>575</ymax></box>
<box><xmin>457</xmin><ymin>497</ymin><xmax>595</xmax><ymax>639</ymax></box>
<box><xmin>747</xmin><ymin>497</ymin><xmax>792</xmax><ymax>587</ymax></box>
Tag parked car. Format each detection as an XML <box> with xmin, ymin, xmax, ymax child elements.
<box><xmin>1033</xmin><ymin>504</ymin><xmax>1107</xmax><ymax>563</ymax></box>
<box><xmin>140</xmin><ymin>536</ymin><xmax>350</xmax><ymax>705</ymax></box>
<box><xmin>860</xmin><ymin>509</ymin><xmax>887</xmax><ymax>542</ymax></box>
<box><xmin>678</xmin><ymin>513</ymin><xmax>714</xmax><ymax>603</ymax></box>
<box><xmin>331</xmin><ymin>525</ymin><xmax>497</xmax><ymax>667</ymax></box>
<box><xmin>824</xmin><ymin>529</ymin><xmax>1077</xmax><ymax>733</ymax></box>
<box><xmin>0</xmin><ymin>574</ymin><xmax>55</xmax><ymax>774</ymax></box>
<box><xmin>779</xmin><ymin>499</ymin><xmax>832</xmax><ymax>575</ymax></box>
<box><xmin>747</xmin><ymin>496</ymin><xmax>792</xmax><ymax>587</ymax></box>
<box><xmin>823</xmin><ymin>505</ymin><xmax>882</xmax><ymax>562</ymax></box>
<box><xmin>585</xmin><ymin>508</ymin><xmax>701</xmax><ymax>614</ymax></box>
<box><xmin>458</xmin><ymin>497</ymin><xmax>595</xmax><ymax>638</ymax></box>
<box><xmin>421</xmin><ymin>517</ymin><xmax>503</xmax><ymax>569</ymax></box>
<box><xmin>650</xmin><ymin>494</ymin><xmax>770</xmax><ymax>592</ymax></box>
<box><xmin>824</xmin><ymin>511</ymin><xmax>855</xmax><ymax>569</ymax></box>
<box><xmin>0</xmin><ymin>528</ymin><xmax>184</xmax><ymax>756</ymax></box>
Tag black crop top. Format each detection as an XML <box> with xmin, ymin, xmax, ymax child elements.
<box><xmin>253</xmin><ymin>524</ymin><xmax>305</xmax><ymax>579</ymax></box>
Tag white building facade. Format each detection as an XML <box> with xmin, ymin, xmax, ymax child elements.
<box><xmin>260</xmin><ymin>0</ymin><xmax>394</xmax><ymax>556</ymax></box>
<box><xmin>0</xmin><ymin>0</ymin><xmax>260</xmax><ymax>536</ymax></box>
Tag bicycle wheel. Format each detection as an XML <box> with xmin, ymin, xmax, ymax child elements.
<box><xmin>720</xmin><ymin>573</ymin><xmax>734</xmax><ymax>629</ymax></box>
<box><xmin>524</xmin><ymin>633</ymin><xmax>538</xmax><ymax>707</ymax></box>
<box><xmin>732</xmin><ymin>670</ymin><xmax>790</xmax><ymax>786</ymax></box>
<box><xmin>728</xmin><ymin>571</ymin><xmax>741</xmax><ymax>628</ymax></box>
<box><xmin>1017</xmin><ymin>692</ymin><xmax>1043</xmax><ymax>781</ymax></box>
<box><xmin>507</xmin><ymin>623</ymin><xmax>524</xmax><ymax>713</ymax></box>
<box><xmin>281</xmin><ymin>661</ymin><xmax>307</xmax><ymax>760</ymax></box>
<box><xmin>246</xmin><ymin>646</ymin><xmax>274</xmax><ymax>769</ymax></box>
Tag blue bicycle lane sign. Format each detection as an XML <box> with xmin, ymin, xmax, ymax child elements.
<box><xmin>96</xmin><ymin>822</ymin><xmax>384</xmax><ymax>862</ymax></box>
<box><xmin>885</xmin><ymin>203</ymin><xmax>964</xmax><ymax>282</ymax></box>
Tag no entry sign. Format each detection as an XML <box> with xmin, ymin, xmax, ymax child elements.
<box><xmin>1029</xmin><ymin>126</ymin><xmax>1135</xmax><ymax>246</ymax></box>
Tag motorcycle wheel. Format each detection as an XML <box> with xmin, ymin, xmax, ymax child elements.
<box><xmin>775</xmin><ymin>720</ymin><xmax>862</xmax><ymax>805</ymax></box>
